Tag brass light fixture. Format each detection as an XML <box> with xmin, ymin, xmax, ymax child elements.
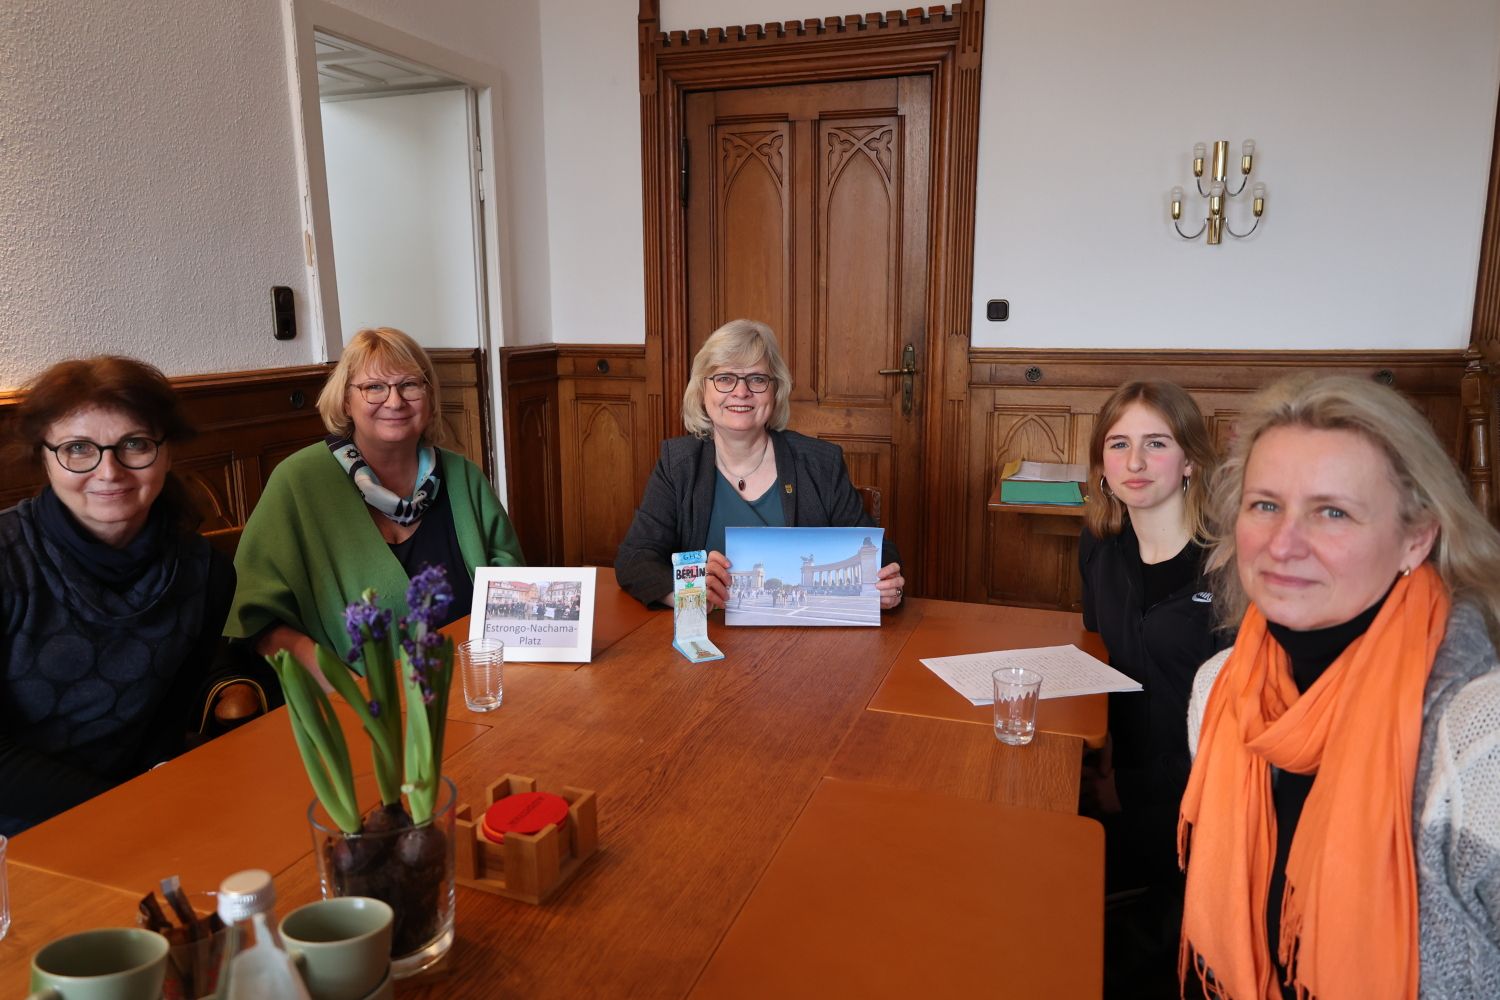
<box><xmin>1170</xmin><ymin>139</ymin><xmax>1265</xmax><ymax>245</ymax></box>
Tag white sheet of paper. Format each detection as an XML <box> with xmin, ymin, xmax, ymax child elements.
<box><xmin>920</xmin><ymin>644</ymin><xmax>1142</xmax><ymax>705</ymax></box>
<box><xmin>1007</xmin><ymin>460</ymin><xmax>1087</xmax><ymax>483</ymax></box>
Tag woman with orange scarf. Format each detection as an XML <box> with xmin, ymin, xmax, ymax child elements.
<box><xmin>1180</xmin><ymin>375</ymin><xmax>1500</xmax><ymax>1000</ymax></box>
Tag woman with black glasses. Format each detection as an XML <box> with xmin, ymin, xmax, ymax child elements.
<box><xmin>615</xmin><ymin>319</ymin><xmax>902</xmax><ymax>609</ymax></box>
<box><xmin>0</xmin><ymin>356</ymin><xmax>260</xmax><ymax>834</ymax></box>
<box><xmin>226</xmin><ymin>327</ymin><xmax>522</xmax><ymax>683</ymax></box>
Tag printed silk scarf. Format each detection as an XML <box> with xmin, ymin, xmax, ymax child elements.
<box><xmin>328</xmin><ymin>436</ymin><xmax>441</xmax><ymax>526</ymax></box>
<box><xmin>1177</xmin><ymin>564</ymin><xmax>1449</xmax><ymax>1000</ymax></box>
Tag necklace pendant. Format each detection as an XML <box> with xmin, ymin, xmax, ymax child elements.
<box><xmin>737</xmin><ymin>477</ymin><xmax>746</xmax><ymax>492</ymax></box>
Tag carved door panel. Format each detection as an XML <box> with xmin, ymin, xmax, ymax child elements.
<box><xmin>684</xmin><ymin>77</ymin><xmax>932</xmax><ymax>585</ymax></box>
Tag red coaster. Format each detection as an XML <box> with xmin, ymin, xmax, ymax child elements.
<box><xmin>480</xmin><ymin>792</ymin><xmax>570</xmax><ymax>844</ymax></box>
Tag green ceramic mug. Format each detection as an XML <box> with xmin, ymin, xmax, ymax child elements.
<box><xmin>27</xmin><ymin>927</ymin><xmax>169</xmax><ymax>1000</ymax></box>
<box><xmin>280</xmin><ymin>896</ymin><xmax>393</xmax><ymax>1000</ymax></box>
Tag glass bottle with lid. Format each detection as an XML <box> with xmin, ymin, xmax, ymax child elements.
<box><xmin>214</xmin><ymin>869</ymin><xmax>311</xmax><ymax>999</ymax></box>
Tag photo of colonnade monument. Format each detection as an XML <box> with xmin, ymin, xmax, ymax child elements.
<box><xmin>723</xmin><ymin>526</ymin><xmax>884</xmax><ymax>627</ymax></box>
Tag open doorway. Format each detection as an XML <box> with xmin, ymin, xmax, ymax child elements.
<box><xmin>316</xmin><ymin>34</ymin><xmax>482</xmax><ymax>352</ymax></box>
<box><xmin>284</xmin><ymin>0</ymin><xmax>511</xmax><ymax>498</ymax></box>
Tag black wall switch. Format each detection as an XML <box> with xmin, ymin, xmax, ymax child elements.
<box><xmin>986</xmin><ymin>299</ymin><xmax>1009</xmax><ymax>322</ymax></box>
<box><xmin>272</xmin><ymin>286</ymin><xmax>296</xmax><ymax>340</ymax></box>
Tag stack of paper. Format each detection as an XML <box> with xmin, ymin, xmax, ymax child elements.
<box><xmin>998</xmin><ymin>459</ymin><xmax>1085</xmax><ymax>506</ymax></box>
<box><xmin>920</xmin><ymin>644</ymin><xmax>1141</xmax><ymax>705</ymax></box>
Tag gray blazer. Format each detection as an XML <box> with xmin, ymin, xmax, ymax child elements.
<box><xmin>613</xmin><ymin>429</ymin><xmax>897</xmax><ymax>606</ymax></box>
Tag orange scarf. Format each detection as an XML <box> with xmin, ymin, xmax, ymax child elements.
<box><xmin>1178</xmin><ymin>565</ymin><xmax>1449</xmax><ymax>1000</ymax></box>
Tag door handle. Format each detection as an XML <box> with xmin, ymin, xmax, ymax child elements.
<box><xmin>877</xmin><ymin>343</ymin><xmax>921</xmax><ymax>416</ymax></box>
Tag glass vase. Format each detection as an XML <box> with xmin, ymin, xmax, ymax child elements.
<box><xmin>308</xmin><ymin>777</ymin><xmax>457</xmax><ymax>978</ymax></box>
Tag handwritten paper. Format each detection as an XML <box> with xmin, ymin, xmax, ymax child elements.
<box><xmin>920</xmin><ymin>645</ymin><xmax>1142</xmax><ymax>705</ymax></box>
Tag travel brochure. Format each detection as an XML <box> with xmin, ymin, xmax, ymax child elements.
<box><xmin>469</xmin><ymin>567</ymin><xmax>597</xmax><ymax>663</ymax></box>
<box><xmin>671</xmin><ymin>550</ymin><xmax>724</xmax><ymax>663</ymax></box>
<box><xmin>723</xmin><ymin>526</ymin><xmax>884</xmax><ymax>627</ymax></box>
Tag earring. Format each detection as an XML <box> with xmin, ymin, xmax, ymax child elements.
<box><xmin>1182</xmin><ymin>475</ymin><xmax>1191</xmax><ymax>494</ymax></box>
<box><xmin>1400</xmin><ymin>566</ymin><xmax>1413</xmax><ymax>577</ymax></box>
<box><xmin>1100</xmin><ymin>477</ymin><xmax>1115</xmax><ymax>499</ymax></box>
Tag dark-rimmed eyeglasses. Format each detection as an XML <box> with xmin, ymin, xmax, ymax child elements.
<box><xmin>42</xmin><ymin>436</ymin><xmax>164</xmax><ymax>473</ymax></box>
<box><xmin>707</xmin><ymin>373</ymin><xmax>772</xmax><ymax>394</ymax></box>
<box><xmin>351</xmin><ymin>378</ymin><xmax>428</xmax><ymax>404</ymax></box>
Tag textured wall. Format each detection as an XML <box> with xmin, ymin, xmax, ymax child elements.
<box><xmin>0</xmin><ymin>0</ymin><xmax>313</xmax><ymax>386</ymax></box>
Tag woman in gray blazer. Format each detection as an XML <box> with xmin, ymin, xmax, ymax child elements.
<box><xmin>614</xmin><ymin>319</ymin><xmax>903</xmax><ymax>609</ymax></box>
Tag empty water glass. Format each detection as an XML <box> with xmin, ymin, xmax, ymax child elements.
<box><xmin>458</xmin><ymin>638</ymin><xmax>505</xmax><ymax>712</ymax></box>
<box><xmin>992</xmin><ymin>667</ymin><xmax>1042</xmax><ymax>746</ymax></box>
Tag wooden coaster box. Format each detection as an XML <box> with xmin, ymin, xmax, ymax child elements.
<box><xmin>454</xmin><ymin>775</ymin><xmax>598</xmax><ymax>904</ymax></box>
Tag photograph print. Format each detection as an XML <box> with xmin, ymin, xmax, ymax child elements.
<box><xmin>469</xmin><ymin>566</ymin><xmax>597</xmax><ymax>662</ymax></box>
<box><xmin>723</xmin><ymin>526</ymin><xmax>884</xmax><ymax>627</ymax></box>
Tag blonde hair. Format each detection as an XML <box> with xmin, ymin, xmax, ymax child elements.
<box><xmin>317</xmin><ymin>327</ymin><xmax>445</xmax><ymax>446</ymax></box>
<box><xmin>1084</xmin><ymin>380</ymin><xmax>1218</xmax><ymax>542</ymax></box>
<box><xmin>681</xmin><ymin>319</ymin><xmax>792</xmax><ymax>438</ymax></box>
<box><xmin>1207</xmin><ymin>373</ymin><xmax>1500</xmax><ymax>629</ymax></box>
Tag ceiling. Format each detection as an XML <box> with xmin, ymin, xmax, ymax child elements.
<box><xmin>315</xmin><ymin>32</ymin><xmax>464</xmax><ymax>102</ymax></box>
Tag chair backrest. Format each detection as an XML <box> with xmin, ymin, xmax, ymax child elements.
<box><xmin>854</xmin><ymin>485</ymin><xmax>882</xmax><ymax>527</ymax></box>
<box><xmin>203</xmin><ymin>525</ymin><xmax>243</xmax><ymax>560</ymax></box>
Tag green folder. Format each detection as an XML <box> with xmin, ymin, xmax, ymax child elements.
<box><xmin>1000</xmin><ymin>479</ymin><xmax>1084</xmax><ymax>506</ymax></box>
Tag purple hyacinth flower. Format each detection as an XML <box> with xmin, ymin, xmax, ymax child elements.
<box><xmin>368</xmin><ymin>699</ymin><xmax>381</xmax><ymax>718</ymax></box>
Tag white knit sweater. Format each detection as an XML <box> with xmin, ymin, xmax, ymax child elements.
<box><xmin>1185</xmin><ymin>601</ymin><xmax>1500</xmax><ymax>998</ymax></box>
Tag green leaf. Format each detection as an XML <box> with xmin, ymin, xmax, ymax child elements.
<box><xmin>317</xmin><ymin>645</ymin><xmax>401</xmax><ymax>805</ymax></box>
<box><xmin>270</xmin><ymin>652</ymin><xmax>360</xmax><ymax>833</ymax></box>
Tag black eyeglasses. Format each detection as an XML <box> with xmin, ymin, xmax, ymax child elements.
<box><xmin>351</xmin><ymin>378</ymin><xmax>428</xmax><ymax>404</ymax></box>
<box><xmin>707</xmin><ymin>373</ymin><xmax>772</xmax><ymax>394</ymax></box>
<box><xmin>43</xmin><ymin>435</ymin><xmax>164</xmax><ymax>473</ymax></box>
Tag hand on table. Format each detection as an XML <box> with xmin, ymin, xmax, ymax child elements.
<box><xmin>876</xmin><ymin>562</ymin><xmax>905</xmax><ymax>610</ymax></box>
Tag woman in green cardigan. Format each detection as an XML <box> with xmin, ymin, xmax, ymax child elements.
<box><xmin>226</xmin><ymin>327</ymin><xmax>523</xmax><ymax>682</ymax></box>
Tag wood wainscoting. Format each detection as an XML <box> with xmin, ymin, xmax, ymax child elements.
<box><xmin>965</xmin><ymin>349</ymin><xmax>1468</xmax><ymax>610</ymax></box>
<box><xmin>0</xmin><ymin>348</ymin><xmax>490</xmax><ymax>535</ymax></box>
<box><xmin>500</xmin><ymin>344</ymin><xmax>651</xmax><ymax>568</ymax></box>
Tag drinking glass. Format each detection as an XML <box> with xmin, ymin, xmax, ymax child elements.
<box><xmin>991</xmin><ymin>667</ymin><xmax>1042</xmax><ymax>746</ymax></box>
<box><xmin>457</xmin><ymin>639</ymin><xmax>504</xmax><ymax>712</ymax></box>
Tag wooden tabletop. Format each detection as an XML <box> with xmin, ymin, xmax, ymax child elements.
<box><xmin>0</xmin><ymin>863</ymin><xmax>145</xmax><ymax>988</ymax></box>
<box><xmin>689</xmin><ymin>778</ymin><xmax>1104</xmax><ymax>1000</ymax></box>
<box><xmin>6</xmin><ymin>578</ymin><xmax>1106</xmax><ymax>999</ymax></box>
<box><xmin>867</xmin><ymin>608</ymin><xmax>1111</xmax><ymax>748</ymax></box>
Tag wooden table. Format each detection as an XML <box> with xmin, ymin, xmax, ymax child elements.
<box><xmin>3</xmin><ymin>577</ymin><xmax>1104</xmax><ymax>998</ymax></box>
<box><xmin>690</xmin><ymin>779</ymin><xmax>1103</xmax><ymax>999</ymax></box>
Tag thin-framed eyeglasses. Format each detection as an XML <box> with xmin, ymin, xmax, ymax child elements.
<box><xmin>707</xmin><ymin>373</ymin><xmax>772</xmax><ymax>394</ymax></box>
<box><xmin>351</xmin><ymin>378</ymin><xmax>429</xmax><ymax>404</ymax></box>
<box><xmin>42</xmin><ymin>435</ymin><xmax>164</xmax><ymax>473</ymax></box>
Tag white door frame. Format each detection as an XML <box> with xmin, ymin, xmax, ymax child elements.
<box><xmin>281</xmin><ymin>0</ymin><xmax>514</xmax><ymax>503</ymax></box>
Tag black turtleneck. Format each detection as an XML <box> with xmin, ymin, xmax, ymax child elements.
<box><xmin>1263</xmin><ymin>589</ymin><xmax>1390</xmax><ymax>995</ymax></box>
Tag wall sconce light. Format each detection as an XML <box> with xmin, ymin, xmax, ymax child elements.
<box><xmin>1170</xmin><ymin>139</ymin><xmax>1265</xmax><ymax>245</ymax></box>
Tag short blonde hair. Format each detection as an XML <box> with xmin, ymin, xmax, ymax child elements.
<box><xmin>317</xmin><ymin>327</ymin><xmax>445</xmax><ymax>446</ymax></box>
<box><xmin>681</xmin><ymin>319</ymin><xmax>792</xmax><ymax>438</ymax></box>
<box><xmin>1084</xmin><ymin>380</ymin><xmax>1218</xmax><ymax>542</ymax></box>
<box><xmin>1207</xmin><ymin>373</ymin><xmax>1500</xmax><ymax>630</ymax></box>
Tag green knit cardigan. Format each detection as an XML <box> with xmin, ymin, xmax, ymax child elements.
<box><xmin>225</xmin><ymin>442</ymin><xmax>523</xmax><ymax>662</ymax></box>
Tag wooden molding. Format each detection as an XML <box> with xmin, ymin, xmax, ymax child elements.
<box><xmin>639</xmin><ymin>0</ymin><xmax>986</xmax><ymax>601</ymax></box>
<box><xmin>500</xmin><ymin>344</ymin><xmax>648</xmax><ymax>568</ymax></box>
<box><xmin>1471</xmin><ymin>79</ymin><xmax>1500</xmax><ymax>359</ymax></box>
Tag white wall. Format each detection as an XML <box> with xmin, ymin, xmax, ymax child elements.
<box><xmin>0</xmin><ymin>0</ymin><xmax>312</xmax><ymax>385</ymax></box>
<box><xmin>538</xmin><ymin>2</ymin><xmax>645</xmax><ymax>344</ymax></box>
<box><xmin>970</xmin><ymin>0</ymin><xmax>1500</xmax><ymax>349</ymax></box>
<box><xmin>322</xmin><ymin>90</ymin><xmax>480</xmax><ymax>347</ymax></box>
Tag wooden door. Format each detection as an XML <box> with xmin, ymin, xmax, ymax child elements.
<box><xmin>683</xmin><ymin>77</ymin><xmax>932</xmax><ymax>585</ymax></box>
